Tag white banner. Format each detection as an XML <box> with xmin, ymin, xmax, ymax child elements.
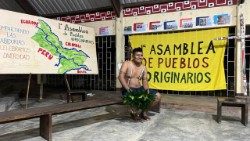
<box><xmin>0</xmin><ymin>9</ymin><xmax>98</xmax><ymax>74</ymax></box>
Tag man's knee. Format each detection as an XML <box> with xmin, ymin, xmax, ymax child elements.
<box><xmin>155</xmin><ymin>92</ymin><xmax>161</xmax><ymax>101</ymax></box>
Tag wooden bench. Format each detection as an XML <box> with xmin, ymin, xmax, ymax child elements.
<box><xmin>0</xmin><ymin>98</ymin><xmax>122</xmax><ymax>141</ymax></box>
<box><xmin>217</xmin><ymin>97</ymin><xmax>248</xmax><ymax>126</ymax></box>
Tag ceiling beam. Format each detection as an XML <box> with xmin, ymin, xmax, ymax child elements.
<box><xmin>110</xmin><ymin>0</ymin><xmax>122</xmax><ymax>17</ymax></box>
<box><xmin>123</xmin><ymin>0</ymin><xmax>184</xmax><ymax>8</ymax></box>
<box><xmin>15</xmin><ymin>0</ymin><xmax>39</xmax><ymax>15</ymax></box>
<box><xmin>43</xmin><ymin>6</ymin><xmax>113</xmax><ymax>18</ymax></box>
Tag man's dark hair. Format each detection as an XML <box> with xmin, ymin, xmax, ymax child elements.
<box><xmin>132</xmin><ymin>47</ymin><xmax>143</xmax><ymax>55</ymax></box>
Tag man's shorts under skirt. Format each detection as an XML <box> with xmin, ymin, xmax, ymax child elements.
<box><xmin>121</xmin><ymin>86</ymin><xmax>157</xmax><ymax>96</ymax></box>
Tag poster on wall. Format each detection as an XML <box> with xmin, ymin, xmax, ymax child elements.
<box><xmin>124</xmin><ymin>26</ymin><xmax>132</xmax><ymax>34</ymax></box>
<box><xmin>0</xmin><ymin>9</ymin><xmax>98</xmax><ymax>74</ymax></box>
<box><xmin>180</xmin><ymin>18</ymin><xmax>194</xmax><ymax>28</ymax></box>
<box><xmin>133</xmin><ymin>23</ymin><xmax>147</xmax><ymax>32</ymax></box>
<box><xmin>213</xmin><ymin>14</ymin><xmax>230</xmax><ymax>25</ymax></box>
<box><xmin>196</xmin><ymin>16</ymin><xmax>212</xmax><ymax>27</ymax></box>
<box><xmin>99</xmin><ymin>26</ymin><xmax>110</xmax><ymax>36</ymax></box>
<box><xmin>149</xmin><ymin>21</ymin><xmax>163</xmax><ymax>31</ymax></box>
<box><xmin>129</xmin><ymin>28</ymin><xmax>228</xmax><ymax>91</ymax></box>
<box><xmin>164</xmin><ymin>20</ymin><xmax>178</xmax><ymax>30</ymax></box>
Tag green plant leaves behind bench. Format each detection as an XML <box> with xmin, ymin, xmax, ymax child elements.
<box><xmin>122</xmin><ymin>90</ymin><xmax>155</xmax><ymax>111</ymax></box>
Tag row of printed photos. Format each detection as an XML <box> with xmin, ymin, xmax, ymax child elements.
<box><xmin>99</xmin><ymin>26</ymin><xmax>111</xmax><ymax>36</ymax></box>
<box><xmin>124</xmin><ymin>13</ymin><xmax>231</xmax><ymax>34</ymax></box>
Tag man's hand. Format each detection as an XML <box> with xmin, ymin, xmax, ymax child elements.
<box><xmin>127</xmin><ymin>88</ymin><xmax>132</xmax><ymax>93</ymax></box>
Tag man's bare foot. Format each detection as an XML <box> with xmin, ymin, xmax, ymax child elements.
<box><xmin>140</xmin><ymin>112</ymin><xmax>150</xmax><ymax>120</ymax></box>
<box><xmin>130</xmin><ymin>112</ymin><xmax>142</xmax><ymax>122</ymax></box>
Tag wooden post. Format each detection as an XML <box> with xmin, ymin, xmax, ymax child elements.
<box><xmin>64</xmin><ymin>75</ymin><xmax>71</xmax><ymax>103</ymax></box>
<box><xmin>39</xmin><ymin>82</ymin><xmax>43</xmax><ymax>100</ymax></box>
<box><xmin>40</xmin><ymin>114</ymin><xmax>52</xmax><ymax>141</ymax></box>
<box><xmin>38</xmin><ymin>74</ymin><xmax>44</xmax><ymax>100</ymax></box>
<box><xmin>217</xmin><ymin>98</ymin><xmax>222</xmax><ymax>123</ymax></box>
<box><xmin>25</xmin><ymin>73</ymin><xmax>32</xmax><ymax>109</ymax></box>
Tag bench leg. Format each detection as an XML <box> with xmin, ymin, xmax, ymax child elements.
<box><xmin>150</xmin><ymin>99</ymin><xmax>161</xmax><ymax>113</ymax></box>
<box><xmin>217</xmin><ymin>100</ymin><xmax>222</xmax><ymax>123</ymax></box>
<box><xmin>82</xmin><ymin>93</ymin><xmax>87</xmax><ymax>101</ymax></box>
<box><xmin>241</xmin><ymin>104</ymin><xmax>248</xmax><ymax>126</ymax></box>
<box><xmin>246</xmin><ymin>104</ymin><xmax>248</xmax><ymax>126</ymax></box>
<box><xmin>40</xmin><ymin>114</ymin><xmax>52</xmax><ymax>141</ymax></box>
<box><xmin>156</xmin><ymin>100</ymin><xmax>161</xmax><ymax>113</ymax></box>
<box><xmin>67</xmin><ymin>93</ymin><xmax>71</xmax><ymax>103</ymax></box>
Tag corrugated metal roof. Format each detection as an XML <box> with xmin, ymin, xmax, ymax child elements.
<box><xmin>0</xmin><ymin>0</ymin><xmax>25</xmax><ymax>13</ymax></box>
<box><xmin>0</xmin><ymin>0</ymin><xmax>181</xmax><ymax>17</ymax></box>
<box><xmin>28</xmin><ymin>0</ymin><xmax>113</xmax><ymax>15</ymax></box>
<box><xmin>120</xmin><ymin>0</ymin><xmax>151</xmax><ymax>5</ymax></box>
<box><xmin>120</xmin><ymin>0</ymin><xmax>184</xmax><ymax>5</ymax></box>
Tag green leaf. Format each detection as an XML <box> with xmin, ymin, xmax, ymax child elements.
<box><xmin>122</xmin><ymin>90</ymin><xmax>156</xmax><ymax>111</ymax></box>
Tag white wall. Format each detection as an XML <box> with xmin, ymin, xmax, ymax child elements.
<box><xmin>74</xmin><ymin>4</ymin><xmax>242</xmax><ymax>89</ymax></box>
<box><xmin>77</xmin><ymin>3</ymin><xmax>247</xmax><ymax>34</ymax></box>
<box><xmin>124</xmin><ymin>5</ymin><xmax>237</xmax><ymax>34</ymax></box>
<box><xmin>79</xmin><ymin>20</ymin><xmax>116</xmax><ymax>36</ymax></box>
<box><xmin>242</xmin><ymin>1</ymin><xmax>250</xmax><ymax>25</ymax></box>
<box><xmin>76</xmin><ymin>5</ymin><xmax>238</xmax><ymax>36</ymax></box>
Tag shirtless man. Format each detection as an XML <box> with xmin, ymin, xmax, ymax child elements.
<box><xmin>118</xmin><ymin>47</ymin><xmax>161</xmax><ymax>120</ymax></box>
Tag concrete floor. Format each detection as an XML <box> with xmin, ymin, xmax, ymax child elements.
<box><xmin>0</xmin><ymin>91</ymin><xmax>250</xmax><ymax>141</ymax></box>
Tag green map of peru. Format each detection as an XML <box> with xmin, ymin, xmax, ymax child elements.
<box><xmin>32</xmin><ymin>20</ymin><xmax>90</xmax><ymax>74</ymax></box>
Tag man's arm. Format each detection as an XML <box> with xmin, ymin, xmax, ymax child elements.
<box><xmin>142</xmin><ymin>66</ymin><xmax>149</xmax><ymax>90</ymax></box>
<box><xmin>118</xmin><ymin>61</ymin><xmax>131</xmax><ymax>91</ymax></box>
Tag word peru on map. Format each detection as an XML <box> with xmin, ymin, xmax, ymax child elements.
<box><xmin>0</xmin><ymin>9</ymin><xmax>98</xmax><ymax>74</ymax></box>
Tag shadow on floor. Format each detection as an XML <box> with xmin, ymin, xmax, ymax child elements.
<box><xmin>212</xmin><ymin>114</ymin><xmax>242</xmax><ymax>123</ymax></box>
